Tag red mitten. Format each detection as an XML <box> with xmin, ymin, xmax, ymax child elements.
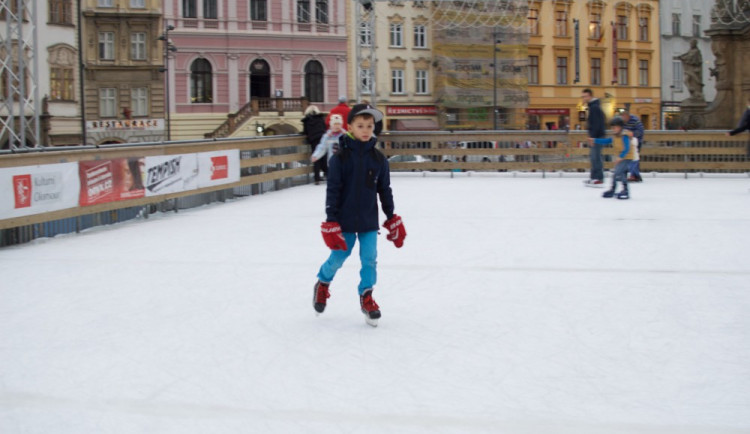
<box><xmin>321</xmin><ymin>222</ymin><xmax>348</xmax><ymax>250</ymax></box>
<box><xmin>383</xmin><ymin>214</ymin><xmax>406</xmax><ymax>248</ymax></box>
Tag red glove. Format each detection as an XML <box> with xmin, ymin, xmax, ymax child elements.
<box><xmin>383</xmin><ymin>214</ymin><xmax>406</xmax><ymax>248</ymax></box>
<box><xmin>321</xmin><ymin>222</ymin><xmax>347</xmax><ymax>250</ymax></box>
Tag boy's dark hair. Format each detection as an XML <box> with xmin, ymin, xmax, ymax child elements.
<box><xmin>610</xmin><ymin>117</ymin><xmax>625</xmax><ymax>128</ymax></box>
<box><xmin>582</xmin><ymin>88</ymin><xmax>593</xmax><ymax>96</ymax></box>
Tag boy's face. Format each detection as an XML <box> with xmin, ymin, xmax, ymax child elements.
<box><xmin>613</xmin><ymin>125</ymin><xmax>623</xmax><ymax>135</ymax></box>
<box><xmin>331</xmin><ymin>122</ymin><xmax>343</xmax><ymax>133</ymax></box>
<box><xmin>349</xmin><ymin>116</ymin><xmax>375</xmax><ymax>141</ymax></box>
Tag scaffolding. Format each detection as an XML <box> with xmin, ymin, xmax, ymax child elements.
<box><xmin>0</xmin><ymin>0</ymin><xmax>40</xmax><ymax>150</ymax></box>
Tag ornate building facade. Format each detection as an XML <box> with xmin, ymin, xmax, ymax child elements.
<box><xmin>163</xmin><ymin>0</ymin><xmax>348</xmax><ymax>139</ymax></box>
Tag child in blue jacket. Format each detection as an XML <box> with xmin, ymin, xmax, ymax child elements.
<box><xmin>311</xmin><ymin>114</ymin><xmax>345</xmax><ymax>166</ymax></box>
<box><xmin>313</xmin><ymin>104</ymin><xmax>406</xmax><ymax>327</ymax></box>
<box><xmin>589</xmin><ymin>117</ymin><xmax>639</xmax><ymax>200</ymax></box>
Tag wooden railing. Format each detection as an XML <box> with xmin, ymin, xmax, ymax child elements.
<box><xmin>205</xmin><ymin>97</ymin><xmax>310</xmax><ymax>139</ymax></box>
<box><xmin>0</xmin><ymin>135</ymin><xmax>310</xmax><ymax>232</ymax></box>
<box><xmin>378</xmin><ymin>130</ymin><xmax>750</xmax><ymax>173</ymax></box>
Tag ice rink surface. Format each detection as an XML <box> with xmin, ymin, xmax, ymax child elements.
<box><xmin>1</xmin><ymin>173</ymin><xmax>749</xmax><ymax>434</ymax></box>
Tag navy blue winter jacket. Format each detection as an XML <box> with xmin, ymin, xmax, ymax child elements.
<box><xmin>587</xmin><ymin>98</ymin><xmax>606</xmax><ymax>139</ymax></box>
<box><xmin>325</xmin><ymin>134</ymin><xmax>395</xmax><ymax>233</ymax></box>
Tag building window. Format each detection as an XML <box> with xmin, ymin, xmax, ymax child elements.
<box><xmin>692</xmin><ymin>15</ymin><xmax>701</xmax><ymax>37</ymax></box>
<box><xmin>50</xmin><ymin>67</ymin><xmax>74</xmax><ymax>101</ymax></box>
<box><xmin>390</xmin><ymin>23</ymin><xmax>403</xmax><ymax>47</ymax></box>
<box><xmin>556</xmin><ymin>56</ymin><xmax>567</xmax><ymax>84</ymax></box>
<box><xmin>415</xmin><ymin>69</ymin><xmax>428</xmax><ymax>94</ymax></box>
<box><xmin>99</xmin><ymin>88</ymin><xmax>117</xmax><ymax>117</ymax></box>
<box><xmin>98</xmin><ymin>32</ymin><xmax>115</xmax><ymax>60</ymax></box>
<box><xmin>555</xmin><ymin>10</ymin><xmax>568</xmax><ymax>37</ymax></box>
<box><xmin>360</xmin><ymin>69</ymin><xmax>372</xmax><ymax>95</ymax></box>
<box><xmin>315</xmin><ymin>0</ymin><xmax>328</xmax><ymax>24</ymax></box>
<box><xmin>190</xmin><ymin>58</ymin><xmax>212</xmax><ymax>103</ymax></box>
<box><xmin>528</xmin><ymin>8</ymin><xmax>539</xmax><ymax>35</ymax></box>
<box><xmin>250</xmin><ymin>0</ymin><xmax>267</xmax><ymax>21</ymax></box>
<box><xmin>672</xmin><ymin>13</ymin><xmax>681</xmax><ymax>36</ymax></box>
<box><xmin>130</xmin><ymin>0</ymin><xmax>145</xmax><ymax>8</ymax></box>
<box><xmin>618</xmin><ymin>59</ymin><xmax>629</xmax><ymax>85</ymax></box>
<box><xmin>672</xmin><ymin>60</ymin><xmax>683</xmax><ymax>91</ymax></box>
<box><xmin>616</xmin><ymin>15</ymin><xmax>628</xmax><ymax>40</ymax></box>
<box><xmin>97</xmin><ymin>0</ymin><xmax>113</xmax><ymax>7</ymax></box>
<box><xmin>638</xmin><ymin>17</ymin><xmax>649</xmax><ymax>41</ymax></box>
<box><xmin>391</xmin><ymin>69</ymin><xmax>404</xmax><ymax>94</ymax></box>
<box><xmin>297</xmin><ymin>0</ymin><xmax>311</xmax><ymax>23</ymax></box>
<box><xmin>131</xmin><ymin>32</ymin><xmax>146</xmax><ymax>60</ymax></box>
<box><xmin>131</xmin><ymin>87</ymin><xmax>148</xmax><ymax>117</ymax></box>
<box><xmin>305</xmin><ymin>60</ymin><xmax>324</xmax><ymax>102</ymax></box>
<box><xmin>49</xmin><ymin>0</ymin><xmax>73</xmax><ymax>24</ymax></box>
<box><xmin>639</xmin><ymin>60</ymin><xmax>648</xmax><ymax>86</ymax></box>
<box><xmin>528</xmin><ymin>55</ymin><xmax>539</xmax><ymax>84</ymax></box>
<box><xmin>183</xmin><ymin>0</ymin><xmax>197</xmax><ymax>18</ymax></box>
<box><xmin>589</xmin><ymin>13</ymin><xmax>601</xmax><ymax>39</ymax></box>
<box><xmin>414</xmin><ymin>25</ymin><xmax>426</xmax><ymax>48</ymax></box>
<box><xmin>204</xmin><ymin>0</ymin><xmax>217</xmax><ymax>19</ymax></box>
<box><xmin>590</xmin><ymin>58</ymin><xmax>601</xmax><ymax>85</ymax></box>
<box><xmin>359</xmin><ymin>22</ymin><xmax>372</xmax><ymax>46</ymax></box>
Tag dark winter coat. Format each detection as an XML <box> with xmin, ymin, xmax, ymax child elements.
<box><xmin>587</xmin><ymin>99</ymin><xmax>606</xmax><ymax>139</ymax></box>
<box><xmin>729</xmin><ymin>107</ymin><xmax>750</xmax><ymax>156</ymax></box>
<box><xmin>325</xmin><ymin>134</ymin><xmax>394</xmax><ymax>233</ymax></box>
<box><xmin>302</xmin><ymin>113</ymin><xmax>327</xmax><ymax>149</ymax></box>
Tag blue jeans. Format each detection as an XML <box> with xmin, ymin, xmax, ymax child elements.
<box><xmin>613</xmin><ymin>159</ymin><xmax>632</xmax><ymax>188</ymax></box>
<box><xmin>317</xmin><ymin>231</ymin><xmax>377</xmax><ymax>294</ymax></box>
<box><xmin>628</xmin><ymin>160</ymin><xmax>641</xmax><ymax>177</ymax></box>
<box><xmin>589</xmin><ymin>142</ymin><xmax>604</xmax><ymax>181</ymax></box>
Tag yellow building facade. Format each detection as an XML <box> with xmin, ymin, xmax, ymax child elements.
<box><xmin>526</xmin><ymin>0</ymin><xmax>661</xmax><ymax>131</ymax></box>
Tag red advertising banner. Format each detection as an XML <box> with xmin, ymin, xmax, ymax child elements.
<box><xmin>385</xmin><ymin>106</ymin><xmax>438</xmax><ymax>116</ymax></box>
<box><xmin>79</xmin><ymin>158</ymin><xmax>146</xmax><ymax>206</ymax></box>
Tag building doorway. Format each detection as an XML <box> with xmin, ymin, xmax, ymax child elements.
<box><xmin>250</xmin><ymin>59</ymin><xmax>270</xmax><ymax>100</ymax></box>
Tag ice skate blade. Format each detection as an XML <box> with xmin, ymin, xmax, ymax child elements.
<box><xmin>585</xmin><ymin>183</ymin><xmax>605</xmax><ymax>188</ymax></box>
<box><xmin>364</xmin><ymin>316</ymin><xmax>378</xmax><ymax>327</ymax></box>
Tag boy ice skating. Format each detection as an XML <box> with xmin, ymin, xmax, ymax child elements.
<box><xmin>313</xmin><ymin>104</ymin><xmax>406</xmax><ymax>327</ymax></box>
<box><xmin>311</xmin><ymin>114</ymin><xmax>345</xmax><ymax>166</ymax></box>
<box><xmin>589</xmin><ymin>117</ymin><xmax>638</xmax><ymax>200</ymax></box>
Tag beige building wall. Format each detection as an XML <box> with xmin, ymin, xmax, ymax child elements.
<box><xmin>347</xmin><ymin>1</ymin><xmax>438</xmax><ymax>130</ymax></box>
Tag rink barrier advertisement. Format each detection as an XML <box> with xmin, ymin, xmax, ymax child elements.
<box><xmin>78</xmin><ymin>158</ymin><xmax>146</xmax><ymax>206</ymax></box>
<box><xmin>196</xmin><ymin>150</ymin><xmax>240</xmax><ymax>188</ymax></box>
<box><xmin>143</xmin><ymin>154</ymin><xmax>199</xmax><ymax>197</ymax></box>
<box><xmin>0</xmin><ymin>162</ymin><xmax>80</xmax><ymax>220</ymax></box>
<box><xmin>77</xmin><ymin>150</ymin><xmax>240</xmax><ymax>207</ymax></box>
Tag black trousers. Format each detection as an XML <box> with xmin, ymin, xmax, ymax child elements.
<box><xmin>314</xmin><ymin>157</ymin><xmax>328</xmax><ymax>182</ymax></box>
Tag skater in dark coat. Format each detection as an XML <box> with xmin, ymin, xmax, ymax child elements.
<box><xmin>582</xmin><ymin>89</ymin><xmax>607</xmax><ymax>187</ymax></box>
<box><xmin>726</xmin><ymin>97</ymin><xmax>750</xmax><ymax>156</ymax></box>
<box><xmin>312</xmin><ymin>104</ymin><xmax>406</xmax><ymax>327</ymax></box>
<box><xmin>302</xmin><ymin>105</ymin><xmax>328</xmax><ymax>184</ymax></box>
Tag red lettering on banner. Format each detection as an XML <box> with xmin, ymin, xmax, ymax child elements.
<box><xmin>13</xmin><ymin>174</ymin><xmax>32</xmax><ymax>208</ymax></box>
<box><xmin>385</xmin><ymin>106</ymin><xmax>438</xmax><ymax>116</ymax></box>
<box><xmin>210</xmin><ymin>156</ymin><xmax>229</xmax><ymax>180</ymax></box>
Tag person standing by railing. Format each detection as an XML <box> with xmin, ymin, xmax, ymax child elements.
<box><xmin>621</xmin><ymin>110</ymin><xmax>645</xmax><ymax>183</ymax></box>
<box><xmin>302</xmin><ymin>105</ymin><xmax>328</xmax><ymax>185</ymax></box>
<box><xmin>726</xmin><ymin>96</ymin><xmax>750</xmax><ymax>157</ymax></box>
<box><xmin>582</xmin><ymin>89</ymin><xmax>606</xmax><ymax>187</ymax></box>
<box><xmin>326</xmin><ymin>96</ymin><xmax>351</xmax><ymax>131</ymax></box>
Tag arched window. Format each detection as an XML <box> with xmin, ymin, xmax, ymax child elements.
<box><xmin>190</xmin><ymin>58</ymin><xmax>212</xmax><ymax>103</ymax></box>
<box><xmin>304</xmin><ymin>60</ymin><xmax>324</xmax><ymax>103</ymax></box>
<box><xmin>250</xmin><ymin>59</ymin><xmax>271</xmax><ymax>99</ymax></box>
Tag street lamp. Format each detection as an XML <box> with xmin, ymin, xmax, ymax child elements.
<box><xmin>158</xmin><ymin>24</ymin><xmax>177</xmax><ymax>141</ymax></box>
<box><xmin>489</xmin><ymin>29</ymin><xmax>502</xmax><ymax>130</ymax></box>
<box><xmin>255</xmin><ymin>122</ymin><xmax>265</xmax><ymax>135</ymax></box>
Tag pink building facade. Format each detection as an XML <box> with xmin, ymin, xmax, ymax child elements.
<box><xmin>163</xmin><ymin>0</ymin><xmax>348</xmax><ymax>116</ymax></box>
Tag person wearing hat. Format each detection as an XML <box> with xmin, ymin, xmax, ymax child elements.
<box><xmin>313</xmin><ymin>104</ymin><xmax>406</xmax><ymax>327</ymax></box>
<box><xmin>311</xmin><ymin>114</ymin><xmax>345</xmax><ymax>174</ymax></box>
<box><xmin>588</xmin><ymin>117</ymin><xmax>638</xmax><ymax>200</ymax></box>
<box><xmin>326</xmin><ymin>96</ymin><xmax>351</xmax><ymax>131</ymax></box>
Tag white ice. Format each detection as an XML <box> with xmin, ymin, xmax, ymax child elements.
<box><xmin>1</xmin><ymin>173</ymin><xmax>750</xmax><ymax>434</ymax></box>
